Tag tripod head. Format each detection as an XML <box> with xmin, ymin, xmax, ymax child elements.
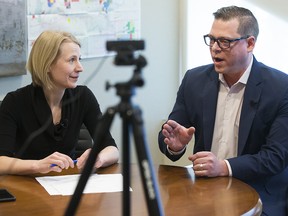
<box><xmin>106</xmin><ymin>40</ymin><xmax>147</xmax><ymax>98</ymax></box>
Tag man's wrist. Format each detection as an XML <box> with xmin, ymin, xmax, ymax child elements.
<box><xmin>223</xmin><ymin>160</ymin><xmax>232</xmax><ymax>176</ymax></box>
<box><xmin>167</xmin><ymin>145</ymin><xmax>187</xmax><ymax>155</ymax></box>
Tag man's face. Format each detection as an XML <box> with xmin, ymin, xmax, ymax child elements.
<box><xmin>208</xmin><ymin>18</ymin><xmax>254</xmax><ymax>78</ymax></box>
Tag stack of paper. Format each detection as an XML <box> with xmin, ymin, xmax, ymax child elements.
<box><xmin>36</xmin><ymin>173</ymin><xmax>132</xmax><ymax>195</ymax></box>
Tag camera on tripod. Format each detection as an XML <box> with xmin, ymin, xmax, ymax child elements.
<box><xmin>66</xmin><ymin>39</ymin><xmax>163</xmax><ymax>216</ymax></box>
<box><xmin>106</xmin><ymin>40</ymin><xmax>145</xmax><ymax>66</ymax></box>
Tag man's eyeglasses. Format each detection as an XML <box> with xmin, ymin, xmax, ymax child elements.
<box><xmin>203</xmin><ymin>34</ymin><xmax>250</xmax><ymax>49</ymax></box>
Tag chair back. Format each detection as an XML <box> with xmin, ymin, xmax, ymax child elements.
<box><xmin>75</xmin><ymin>124</ymin><xmax>93</xmax><ymax>158</ymax></box>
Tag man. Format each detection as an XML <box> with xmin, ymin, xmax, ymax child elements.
<box><xmin>158</xmin><ymin>6</ymin><xmax>288</xmax><ymax>216</ymax></box>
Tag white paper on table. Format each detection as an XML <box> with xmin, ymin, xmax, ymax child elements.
<box><xmin>35</xmin><ymin>173</ymin><xmax>132</xmax><ymax>196</ymax></box>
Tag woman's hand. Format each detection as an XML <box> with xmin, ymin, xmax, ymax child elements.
<box><xmin>35</xmin><ymin>152</ymin><xmax>75</xmax><ymax>174</ymax></box>
<box><xmin>77</xmin><ymin>146</ymin><xmax>119</xmax><ymax>170</ymax></box>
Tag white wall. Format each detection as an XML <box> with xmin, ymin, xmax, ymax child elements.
<box><xmin>0</xmin><ymin>0</ymin><xmax>180</xmax><ymax>165</ymax></box>
<box><xmin>184</xmin><ymin>0</ymin><xmax>288</xmax><ymax>74</ymax></box>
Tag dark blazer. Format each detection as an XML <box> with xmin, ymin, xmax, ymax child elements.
<box><xmin>158</xmin><ymin>56</ymin><xmax>288</xmax><ymax>216</ymax></box>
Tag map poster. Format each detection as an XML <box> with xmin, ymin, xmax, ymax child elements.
<box><xmin>27</xmin><ymin>0</ymin><xmax>141</xmax><ymax>58</ymax></box>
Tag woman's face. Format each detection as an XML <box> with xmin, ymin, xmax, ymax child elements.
<box><xmin>49</xmin><ymin>41</ymin><xmax>83</xmax><ymax>90</ymax></box>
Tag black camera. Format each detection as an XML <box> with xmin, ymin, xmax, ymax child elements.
<box><xmin>106</xmin><ymin>40</ymin><xmax>145</xmax><ymax>52</ymax></box>
<box><xmin>106</xmin><ymin>40</ymin><xmax>145</xmax><ymax>66</ymax></box>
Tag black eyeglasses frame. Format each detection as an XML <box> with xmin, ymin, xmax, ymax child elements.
<box><xmin>203</xmin><ymin>34</ymin><xmax>250</xmax><ymax>49</ymax></box>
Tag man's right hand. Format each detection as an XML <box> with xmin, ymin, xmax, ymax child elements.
<box><xmin>162</xmin><ymin>120</ymin><xmax>195</xmax><ymax>152</ymax></box>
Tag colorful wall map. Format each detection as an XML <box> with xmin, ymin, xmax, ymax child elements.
<box><xmin>27</xmin><ymin>0</ymin><xmax>141</xmax><ymax>58</ymax></box>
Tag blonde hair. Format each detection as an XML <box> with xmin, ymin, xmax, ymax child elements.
<box><xmin>26</xmin><ymin>30</ymin><xmax>81</xmax><ymax>90</ymax></box>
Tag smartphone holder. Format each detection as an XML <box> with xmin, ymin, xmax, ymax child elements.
<box><xmin>64</xmin><ymin>40</ymin><xmax>164</xmax><ymax>216</ymax></box>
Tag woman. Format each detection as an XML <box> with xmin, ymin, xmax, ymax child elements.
<box><xmin>0</xmin><ymin>31</ymin><xmax>119</xmax><ymax>175</ymax></box>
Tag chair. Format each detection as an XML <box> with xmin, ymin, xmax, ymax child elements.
<box><xmin>75</xmin><ymin>124</ymin><xmax>93</xmax><ymax>158</ymax></box>
<box><xmin>0</xmin><ymin>100</ymin><xmax>92</xmax><ymax>158</ymax></box>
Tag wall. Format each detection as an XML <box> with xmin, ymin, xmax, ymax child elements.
<box><xmin>185</xmin><ymin>0</ymin><xmax>288</xmax><ymax>74</ymax></box>
<box><xmin>0</xmin><ymin>0</ymin><xmax>180</xmax><ymax>165</ymax></box>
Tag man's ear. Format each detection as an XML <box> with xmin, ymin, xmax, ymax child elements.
<box><xmin>247</xmin><ymin>36</ymin><xmax>256</xmax><ymax>52</ymax></box>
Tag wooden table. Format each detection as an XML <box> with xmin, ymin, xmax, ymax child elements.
<box><xmin>0</xmin><ymin>163</ymin><xmax>261</xmax><ymax>216</ymax></box>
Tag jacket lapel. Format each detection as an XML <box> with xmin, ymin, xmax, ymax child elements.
<box><xmin>203</xmin><ymin>71</ymin><xmax>219</xmax><ymax>150</ymax></box>
<box><xmin>238</xmin><ymin>59</ymin><xmax>263</xmax><ymax>154</ymax></box>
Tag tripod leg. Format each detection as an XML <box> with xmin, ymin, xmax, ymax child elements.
<box><xmin>122</xmin><ymin>115</ymin><xmax>131</xmax><ymax>216</ymax></box>
<box><xmin>130</xmin><ymin>106</ymin><xmax>164</xmax><ymax>216</ymax></box>
<box><xmin>65</xmin><ymin>107</ymin><xmax>116</xmax><ymax>216</ymax></box>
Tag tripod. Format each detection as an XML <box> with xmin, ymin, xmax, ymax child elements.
<box><xmin>64</xmin><ymin>45</ymin><xmax>164</xmax><ymax>216</ymax></box>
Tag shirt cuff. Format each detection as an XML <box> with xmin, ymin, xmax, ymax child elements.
<box><xmin>224</xmin><ymin>159</ymin><xmax>232</xmax><ymax>176</ymax></box>
<box><xmin>167</xmin><ymin>145</ymin><xmax>187</xmax><ymax>155</ymax></box>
